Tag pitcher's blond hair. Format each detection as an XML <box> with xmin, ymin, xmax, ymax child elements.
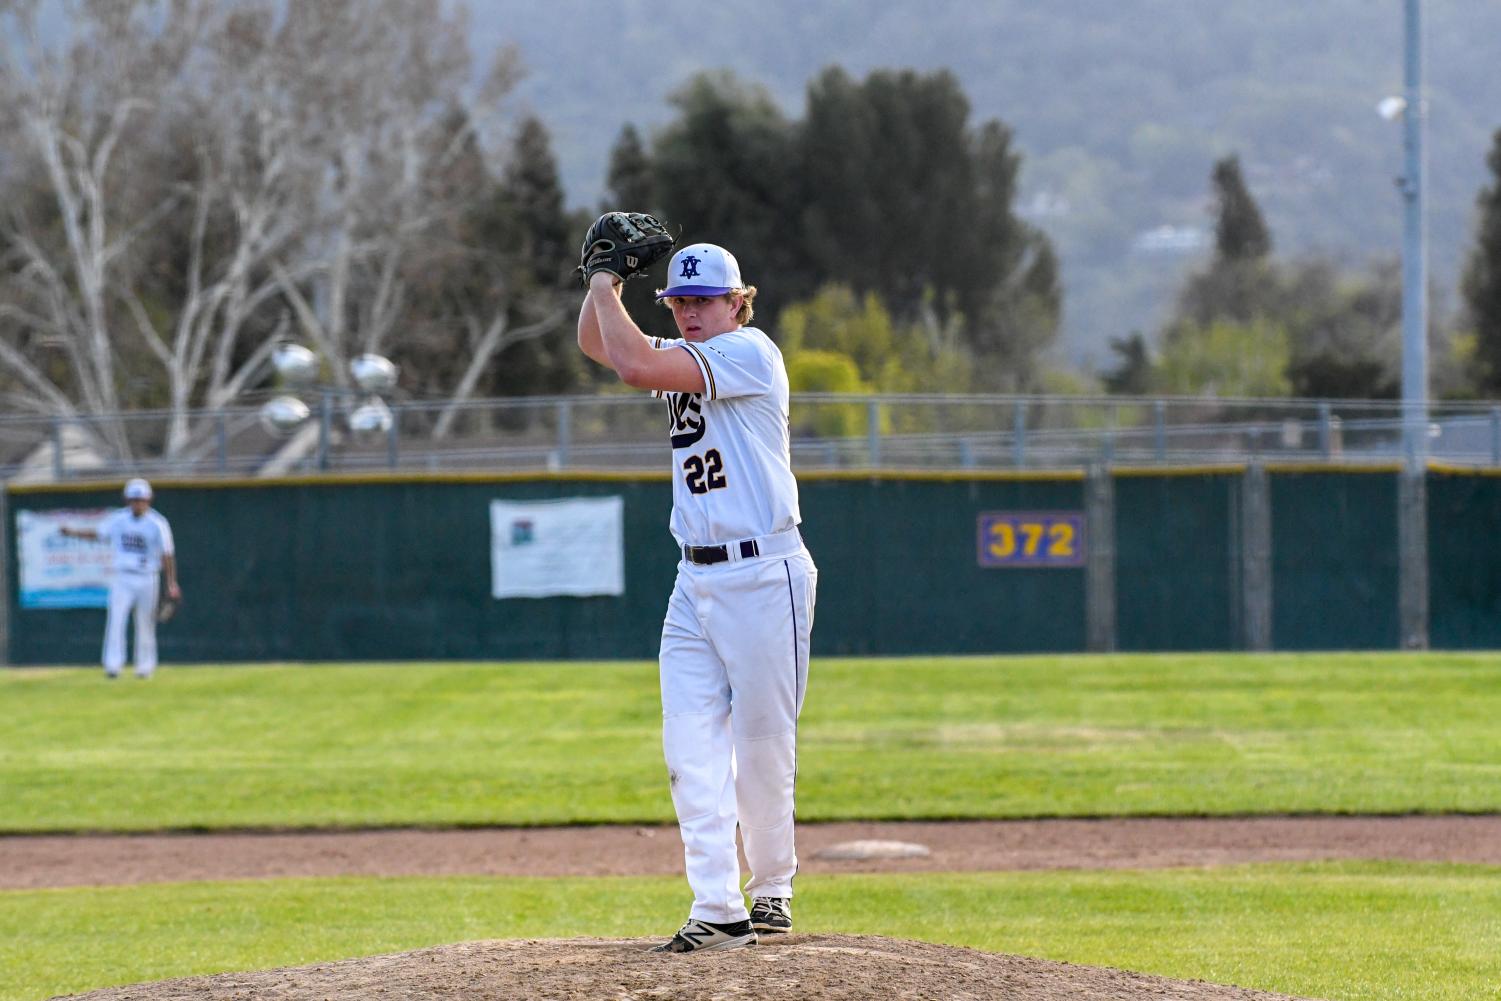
<box><xmin>658</xmin><ymin>286</ymin><xmax>758</xmax><ymax>326</ymax></box>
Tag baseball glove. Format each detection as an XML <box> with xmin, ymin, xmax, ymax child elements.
<box><xmin>156</xmin><ymin>596</ymin><xmax>179</xmax><ymax>623</ymax></box>
<box><xmin>577</xmin><ymin>211</ymin><xmax>675</xmax><ymax>288</ymax></box>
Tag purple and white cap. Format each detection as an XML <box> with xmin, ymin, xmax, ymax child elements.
<box><xmin>655</xmin><ymin>243</ymin><xmax>743</xmax><ymax>299</ymax></box>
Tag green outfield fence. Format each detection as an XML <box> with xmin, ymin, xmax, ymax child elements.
<box><xmin>4</xmin><ymin>463</ymin><xmax>1500</xmax><ymax>663</ymax></box>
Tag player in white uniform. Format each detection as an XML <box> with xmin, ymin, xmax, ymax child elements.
<box><xmin>577</xmin><ymin>243</ymin><xmax>818</xmax><ymax>953</ymax></box>
<box><xmin>60</xmin><ymin>478</ymin><xmax>182</xmax><ymax>679</ymax></box>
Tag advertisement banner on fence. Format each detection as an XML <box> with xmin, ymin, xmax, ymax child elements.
<box><xmin>16</xmin><ymin>509</ymin><xmax>115</xmax><ymax>608</ymax></box>
<box><xmin>490</xmin><ymin>496</ymin><xmax>625</xmax><ymax>599</ymax></box>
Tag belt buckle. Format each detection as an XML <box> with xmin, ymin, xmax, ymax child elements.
<box><xmin>685</xmin><ymin>544</ymin><xmax>729</xmax><ymax>565</ymax></box>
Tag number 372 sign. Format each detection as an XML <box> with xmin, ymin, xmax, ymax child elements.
<box><xmin>977</xmin><ymin>511</ymin><xmax>1087</xmax><ymax>568</ymax></box>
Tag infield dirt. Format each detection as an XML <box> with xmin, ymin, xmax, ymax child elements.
<box><xmin>8</xmin><ymin>814</ymin><xmax>1500</xmax><ymax>889</ymax></box>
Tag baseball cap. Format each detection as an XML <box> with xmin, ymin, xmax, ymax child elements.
<box><xmin>123</xmin><ymin>478</ymin><xmax>153</xmax><ymax>500</ymax></box>
<box><xmin>655</xmin><ymin>244</ymin><xmax>743</xmax><ymax>299</ymax></box>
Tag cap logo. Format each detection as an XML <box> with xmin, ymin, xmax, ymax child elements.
<box><xmin>678</xmin><ymin>255</ymin><xmax>701</xmax><ymax>279</ymax></box>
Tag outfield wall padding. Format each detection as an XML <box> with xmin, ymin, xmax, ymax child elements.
<box><xmin>5</xmin><ymin>467</ymin><xmax>1498</xmax><ymax>662</ymax></box>
<box><xmin>1427</xmin><ymin>470</ymin><xmax>1501</xmax><ymax>649</ymax></box>
<box><xmin>1268</xmin><ymin>471</ymin><xmax>1400</xmax><ymax>650</ymax></box>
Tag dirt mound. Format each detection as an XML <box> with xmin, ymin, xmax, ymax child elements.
<box><xmin>54</xmin><ymin>935</ymin><xmax>1318</xmax><ymax>1001</ymax></box>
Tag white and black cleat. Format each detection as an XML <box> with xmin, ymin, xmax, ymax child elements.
<box><xmin>651</xmin><ymin>917</ymin><xmax>757</xmax><ymax>953</ymax></box>
<box><xmin>750</xmin><ymin>896</ymin><xmax>792</xmax><ymax>933</ymax></box>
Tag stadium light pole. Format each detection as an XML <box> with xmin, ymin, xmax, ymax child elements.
<box><xmin>1396</xmin><ymin>0</ymin><xmax>1429</xmax><ymax>649</ymax></box>
<box><xmin>1399</xmin><ymin>0</ymin><xmax>1427</xmax><ymax>469</ymax></box>
<box><xmin>1378</xmin><ymin>1</ymin><xmax>1430</xmax><ymax>647</ymax></box>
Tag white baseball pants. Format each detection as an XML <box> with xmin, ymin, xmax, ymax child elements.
<box><xmin>103</xmin><ymin>571</ymin><xmax>160</xmax><ymax>677</ymax></box>
<box><xmin>659</xmin><ymin>543</ymin><xmax>817</xmax><ymax>924</ymax></box>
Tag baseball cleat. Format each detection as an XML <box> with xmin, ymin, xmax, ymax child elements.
<box><xmin>650</xmin><ymin>917</ymin><xmax>757</xmax><ymax>953</ymax></box>
<box><xmin>750</xmin><ymin>896</ymin><xmax>792</xmax><ymax>933</ymax></box>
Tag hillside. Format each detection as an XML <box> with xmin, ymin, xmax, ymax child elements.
<box><xmin>465</xmin><ymin>0</ymin><xmax>1501</xmax><ymax>367</ymax></box>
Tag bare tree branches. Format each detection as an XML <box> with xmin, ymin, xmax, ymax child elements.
<box><xmin>0</xmin><ymin>0</ymin><xmax>536</xmax><ymax>466</ymax></box>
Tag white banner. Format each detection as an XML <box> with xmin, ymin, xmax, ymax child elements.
<box><xmin>490</xmin><ymin>496</ymin><xmax>625</xmax><ymax>599</ymax></box>
<box><xmin>16</xmin><ymin>509</ymin><xmax>114</xmax><ymax>609</ymax></box>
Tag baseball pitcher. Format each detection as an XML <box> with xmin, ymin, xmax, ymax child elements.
<box><xmin>575</xmin><ymin>214</ymin><xmax>818</xmax><ymax>953</ymax></box>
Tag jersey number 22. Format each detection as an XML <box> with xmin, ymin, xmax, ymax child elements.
<box><xmin>683</xmin><ymin>449</ymin><xmax>728</xmax><ymax>494</ymax></box>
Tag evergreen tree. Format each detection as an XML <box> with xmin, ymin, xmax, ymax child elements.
<box><xmin>389</xmin><ymin>103</ymin><xmax>503</xmax><ymax>400</ymax></box>
<box><xmin>1101</xmin><ymin>332</ymin><xmax>1154</xmax><ymax>395</ymax></box>
<box><xmin>796</xmin><ymin>68</ymin><xmax>1057</xmax><ymax>386</ymax></box>
<box><xmin>652</xmin><ymin>70</ymin><xmax>800</xmax><ymax>315</ymax></box>
<box><xmin>602</xmin><ymin>123</ymin><xmax>672</xmax><ymax>338</ymax></box>
<box><xmin>1172</xmin><ymin>154</ymin><xmax>1280</xmax><ymax>330</ymax></box>
<box><xmin>1281</xmin><ymin>259</ymin><xmax>1401</xmax><ymax>399</ymax></box>
<box><xmin>1211</xmin><ymin>155</ymin><xmax>1271</xmax><ymax>261</ymax></box>
<box><xmin>501</xmin><ymin>116</ymin><xmax>573</xmax><ymax>290</ymax></box>
<box><xmin>800</xmin><ymin>67</ymin><xmax>976</xmax><ymax>317</ymax></box>
<box><xmin>1464</xmin><ymin>129</ymin><xmax>1501</xmax><ymax>394</ymax></box>
<box><xmin>604</xmin><ymin>124</ymin><xmax>655</xmax><ymax>212</ymax></box>
<box><xmin>972</xmin><ymin>233</ymin><xmax>1062</xmax><ymax>391</ymax></box>
<box><xmin>642</xmin><ymin>64</ymin><xmax>1056</xmax><ymax>385</ymax></box>
<box><xmin>488</xmin><ymin>115</ymin><xmax>582</xmax><ymax>397</ymax></box>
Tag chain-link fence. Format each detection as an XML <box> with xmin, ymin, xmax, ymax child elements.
<box><xmin>4</xmin><ymin>392</ymin><xmax>1501</xmax><ymax>482</ymax></box>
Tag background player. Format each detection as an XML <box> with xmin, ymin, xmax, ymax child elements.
<box><xmin>577</xmin><ymin>241</ymin><xmax>818</xmax><ymax>953</ymax></box>
<box><xmin>60</xmin><ymin>478</ymin><xmax>182</xmax><ymax>680</ymax></box>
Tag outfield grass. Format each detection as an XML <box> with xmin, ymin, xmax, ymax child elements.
<box><xmin>4</xmin><ymin>654</ymin><xmax>1501</xmax><ymax>830</ymax></box>
<box><xmin>1</xmin><ymin>863</ymin><xmax>1498</xmax><ymax>1001</ymax></box>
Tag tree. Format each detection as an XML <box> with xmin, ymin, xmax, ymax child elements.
<box><xmin>387</xmin><ymin>108</ymin><xmax>570</xmax><ymax>439</ymax></box>
<box><xmin>1154</xmin><ymin>154</ymin><xmax>1291</xmax><ymax>397</ymax></box>
<box><xmin>1172</xmin><ymin>154</ymin><xmax>1280</xmax><ymax>329</ymax></box>
<box><xmin>637</xmin><ymin>66</ymin><xmax>1057</xmax><ymax>387</ymax></box>
<box><xmin>774</xmin><ymin>280</ymin><xmax>972</xmax><ymax>432</ymax></box>
<box><xmin>796</xmin><ymin>68</ymin><xmax>1058</xmax><ymax>386</ymax></box>
<box><xmin>481</xmin><ymin>115</ymin><xmax>579</xmax><ymax>400</ymax></box>
<box><xmin>602</xmin><ymin>123</ymin><xmax>672</xmax><ymax>340</ymax></box>
<box><xmin>0</xmin><ymin>0</ymin><xmax>527</xmax><ymax>465</ymax></box>
<box><xmin>1280</xmin><ymin>259</ymin><xmax>1400</xmax><ymax>399</ymax></box>
<box><xmin>1464</xmin><ymin>129</ymin><xmax>1501</xmax><ymax>394</ymax></box>
<box><xmin>970</xmin><ymin>233</ymin><xmax>1062</xmax><ymax>392</ymax></box>
<box><xmin>604</xmin><ymin>124</ymin><xmax>655</xmax><ymax>212</ymax></box>
<box><xmin>784</xmin><ymin>348</ymin><xmax>873</xmax><ymax>439</ymax></box>
<box><xmin>777</xmin><ymin>286</ymin><xmax>898</xmax><ymax>383</ymax></box>
<box><xmin>1101</xmin><ymin>332</ymin><xmax>1154</xmax><ymax>395</ymax></box>
<box><xmin>652</xmin><ymin>71</ymin><xmax>800</xmax><ymax>315</ymax></box>
<box><xmin>1156</xmin><ymin>319</ymin><xmax>1291</xmax><ymax>397</ymax></box>
<box><xmin>1210</xmin><ymin>155</ymin><xmax>1271</xmax><ymax>261</ymax></box>
<box><xmin>799</xmin><ymin>68</ymin><xmax>974</xmax><ymax>313</ymax></box>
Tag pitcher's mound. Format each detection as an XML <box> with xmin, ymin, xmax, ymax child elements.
<box><xmin>55</xmin><ymin>934</ymin><xmax>1319</xmax><ymax>1001</ymax></box>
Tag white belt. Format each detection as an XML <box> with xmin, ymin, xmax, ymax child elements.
<box><xmin>680</xmin><ymin>525</ymin><xmax>802</xmax><ymax>566</ymax></box>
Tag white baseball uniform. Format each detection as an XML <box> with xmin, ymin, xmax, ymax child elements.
<box><xmin>652</xmin><ymin>326</ymin><xmax>818</xmax><ymax>924</ymax></box>
<box><xmin>96</xmin><ymin>507</ymin><xmax>175</xmax><ymax>678</ymax></box>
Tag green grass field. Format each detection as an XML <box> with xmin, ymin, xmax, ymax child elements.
<box><xmin>5</xmin><ymin>653</ymin><xmax>1501</xmax><ymax>831</ymax></box>
<box><xmin>4</xmin><ymin>654</ymin><xmax>1501</xmax><ymax>1000</ymax></box>
<box><xmin>4</xmin><ymin>865</ymin><xmax>1499</xmax><ymax>1001</ymax></box>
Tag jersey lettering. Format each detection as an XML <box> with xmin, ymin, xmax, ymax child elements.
<box><xmin>683</xmin><ymin>449</ymin><xmax>729</xmax><ymax>495</ymax></box>
<box><xmin>667</xmin><ymin>391</ymin><xmax>707</xmax><ymax>449</ymax></box>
